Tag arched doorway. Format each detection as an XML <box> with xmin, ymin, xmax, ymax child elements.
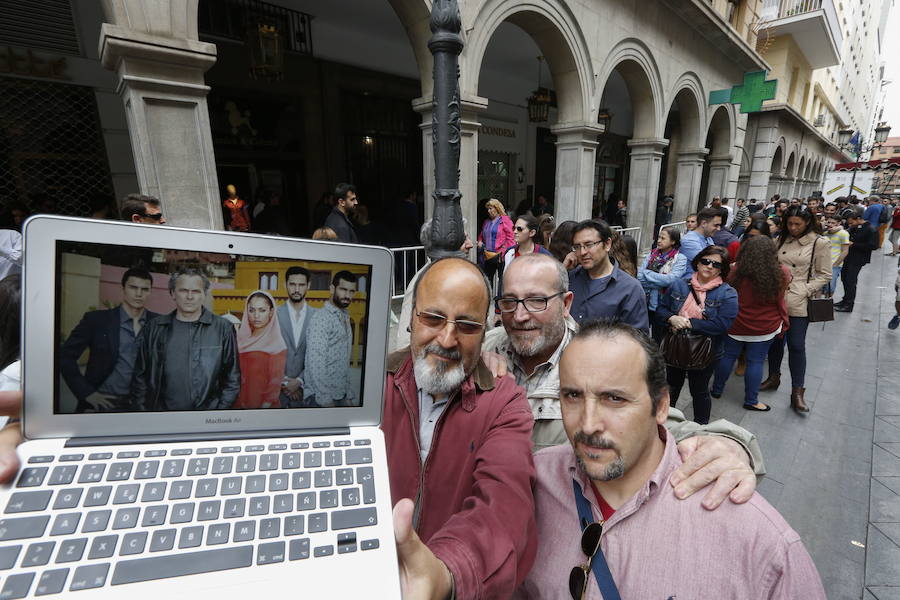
<box><xmin>767</xmin><ymin>145</ymin><xmax>784</xmax><ymax>200</ymax></box>
<box><xmin>699</xmin><ymin>105</ymin><xmax>733</xmax><ymax>214</ymax></box>
<box><xmin>466</xmin><ymin>0</ymin><xmax>593</xmax><ymax>228</ymax></box>
<box><xmin>659</xmin><ymin>83</ymin><xmax>706</xmax><ymax>219</ymax></box>
<box><xmin>593</xmin><ymin>40</ymin><xmax>663</xmax><ymax>246</ymax></box>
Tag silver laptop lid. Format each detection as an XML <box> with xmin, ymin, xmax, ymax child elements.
<box><xmin>22</xmin><ymin>215</ymin><xmax>392</xmax><ymax>440</ymax></box>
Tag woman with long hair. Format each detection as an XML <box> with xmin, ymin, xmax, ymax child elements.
<box><xmin>609</xmin><ymin>232</ymin><xmax>638</xmax><ymax>277</ymax></box>
<box><xmin>655</xmin><ymin>246</ymin><xmax>738</xmax><ymax>424</ymax></box>
<box><xmin>536</xmin><ymin>213</ymin><xmax>555</xmax><ymax>248</ymax></box>
<box><xmin>548</xmin><ymin>220</ymin><xmax>578</xmax><ymax>264</ymax></box>
<box><xmin>477</xmin><ymin>198</ymin><xmax>515</xmax><ymax>284</ymax></box>
<box><xmin>638</xmin><ymin>228</ymin><xmax>686</xmax><ymax>338</ymax></box>
<box><xmin>759</xmin><ymin>205</ymin><xmax>831</xmax><ymax>413</ymax></box>
<box><xmin>711</xmin><ymin>236</ymin><xmax>791</xmax><ymax>411</ymax></box>
<box><xmin>503</xmin><ymin>215</ymin><xmax>552</xmax><ymax>269</ymax></box>
<box><xmin>235</xmin><ymin>290</ymin><xmax>287</xmax><ymax>409</ymax></box>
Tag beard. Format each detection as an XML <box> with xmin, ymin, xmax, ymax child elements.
<box><xmin>573</xmin><ymin>430</ymin><xmax>624</xmax><ymax>481</ymax></box>
<box><xmin>507</xmin><ymin>309</ymin><xmax>566</xmax><ymax>358</ymax></box>
<box><xmin>289</xmin><ymin>291</ymin><xmax>306</xmax><ymax>302</ymax></box>
<box><xmin>413</xmin><ymin>343</ymin><xmax>467</xmax><ymax>396</ymax></box>
<box><xmin>333</xmin><ymin>294</ymin><xmax>351</xmax><ymax>309</ymax></box>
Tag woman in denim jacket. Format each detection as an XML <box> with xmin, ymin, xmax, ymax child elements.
<box><xmin>655</xmin><ymin>246</ymin><xmax>738</xmax><ymax>424</ymax></box>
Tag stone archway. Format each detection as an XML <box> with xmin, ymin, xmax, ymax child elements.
<box><xmin>661</xmin><ymin>79</ymin><xmax>707</xmax><ymax>218</ymax></box>
<box><xmin>460</xmin><ymin>0</ymin><xmax>595</xmax><ymax>227</ymax></box>
<box><xmin>767</xmin><ymin>144</ymin><xmax>784</xmax><ymax>199</ymax></box>
<box><xmin>593</xmin><ymin>39</ymin><xmax>664</xmax><ymax>245</ymax></box>
<box><xmin>702</xmin><ymin>105</ymin><xmax>735</xmax><ymax>212</ymax></box>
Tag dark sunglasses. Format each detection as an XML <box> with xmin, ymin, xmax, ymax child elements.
<box><xmin>141</xmin><ymin>212</ymin><xmax>164</xmax><ymax>221</ymax></box>
<box><xmin>514</xmin><ymin>226</ymin><xmax>527</xmax><ymax>232</ymax></box>
<box><xmin>698</xmin><ymin>258</ymin><xmax>723</xmax><ymax>269</ymax></box>
<box><xmin>569</xmin><ymin>521</ymin><xmax>603</xmax><ymax>599</ymax></box>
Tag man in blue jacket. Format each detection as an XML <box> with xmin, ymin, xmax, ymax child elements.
<box><xmin>568</xmin><ymin>219</ymin><xmax>648</xmax><ymax>331</ymax></box>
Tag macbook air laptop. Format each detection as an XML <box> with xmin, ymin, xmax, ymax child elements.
<box><xmin>0</xmin><ymin>215</ymin><xmax>401</xmax><ymax>598</ymax></box>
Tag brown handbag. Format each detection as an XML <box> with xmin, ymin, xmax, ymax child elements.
<box><xmin>806</xmin><ymin>238</ymin><xmax>834</xmax><ymax>323</ymax></box>
<box><xmin>660</xmin><ymin>286</ymin><xmax>714</xmax><ymax>370</ymax></box>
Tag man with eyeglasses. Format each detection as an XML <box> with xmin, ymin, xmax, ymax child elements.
<box><xmin>483</xmin><ymin>254</ymin><xmax>763</xmax><ymax>475</ymax></box>
<box><xmin>119</xmin><ymin>193</ymin><xmax>166</xmax><ymax>225</ymax></box>
<box><xmin>568</xmin><ymin>220</ymin><xmax>648</xmax><ymax>331</ymax></box>
<box><xmin>385</xmin><ymin>257</ymin><xmax>536</xmax><ymax>599</ymax></box>
<box><xmin>516</xmin><ymin>320</ymin><xmax>824</xmax><ymax>599</ymax></box>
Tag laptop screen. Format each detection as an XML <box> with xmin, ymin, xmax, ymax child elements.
<box><xmin>54</xmin><ymin>240</ymin><xmax>373</xmax><ymax>415</ymax></box>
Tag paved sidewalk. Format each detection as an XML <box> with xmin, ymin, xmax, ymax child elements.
<box><xmin>673</xmin><ymin>246</ymin><xmax>898</xmax><ymax>600</ymax></box>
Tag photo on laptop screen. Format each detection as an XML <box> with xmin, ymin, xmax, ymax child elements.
<box><xmin>54</xmin><ymin>240</ymin><xmax>372</xmax><ymax>414</ymax></box>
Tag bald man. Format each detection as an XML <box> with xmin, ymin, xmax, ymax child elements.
<box><xmin>385</xmin><ymin>257</ymin><xmax>536</xmax><ymax>599</ymax></box>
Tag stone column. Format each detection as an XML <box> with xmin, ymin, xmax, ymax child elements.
<box><xmin>706</xmin><ymin>154</ymin><xmax>732</xmax><ymax>205</ymax></box>
<box><xmin>626</xmin><ymin>138</ymin><xmax>668</xmax><ymax>252</ymax></box>
<box><xmin>748</xmin><ymin>112</ymin><xmax>780</xmax><ymax>201</ymax></box>
<box><xmin>415</xmin><ymin>95</ymin><xmax>487</xmax><ymax>248</ymax></box>
<box><xmin>672</xmin><ymin>148</ymin><xmax>709</xmax><ymax>220</ymax></box>
<box><xmin>98</xmin><ymin>5</ymin><xmax>222</xmax><ymax>229</ymax></box>
<box><xmin>551</xmin><ymin>124</ymin><xmax>602</xmax><ymax>223</ymax></box>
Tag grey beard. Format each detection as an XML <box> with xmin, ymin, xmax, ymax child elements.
<box><xmin>413</xmin><ymin>343</ymin><xmax>467</xmax><ymax>396</ymax></box>
<box><xmin>508</xmin><ymin>314</ymin><xmax>565</xmax><ymax>358</ymax></box>
<box><xmin>573</xmin><ymin>431</ymin><xmax>624</xmax><ymax>481</ymax></box>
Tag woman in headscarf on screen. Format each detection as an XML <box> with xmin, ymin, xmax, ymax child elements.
<box><xmin>235</xmin><ymin>290</ymin><xmax>287</xmax><ymax>409</ymax></box>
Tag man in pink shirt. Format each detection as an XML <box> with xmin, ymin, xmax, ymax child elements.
<box><xmin>517</xmin><ymin>320</ymin><xmax>825</xmax><ymax>599</ymax></box>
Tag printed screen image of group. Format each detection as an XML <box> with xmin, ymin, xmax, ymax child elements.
<box><xmin>55</xmin><ymin>240</ymin><xmax>371</xmax><ymax>414</ymax></box>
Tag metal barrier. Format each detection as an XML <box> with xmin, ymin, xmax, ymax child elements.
<box><xmin>611</xmin><ymin>226</ymin><xmax>643</xmax><ymax>251</ymax></box>
<box><xmin>660</xmin><ymin>221</ymin><xmax>687</xmax><ymax>236</ymax></box>
<box><xmin>390</xmin><ymin>245</ymin><xmax>427</xmax><ymax>300</ymax></box>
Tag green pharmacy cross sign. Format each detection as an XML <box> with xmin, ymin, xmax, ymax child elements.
<box><xmin>709</xmin><ymin>71</ymin><xmax>777</xmax><ymax>114</ymax></box>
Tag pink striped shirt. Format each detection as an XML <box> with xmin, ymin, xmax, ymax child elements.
<box><xmin>516</xmin><ymin>427</ymin><xmax>825</xmax><ymax>599</ymax></box>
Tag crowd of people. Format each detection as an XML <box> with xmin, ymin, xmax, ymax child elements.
<box><xmin>3</xmin><ymin>185</ymin><xmax>900</xmax><ymax>598</ymax></box>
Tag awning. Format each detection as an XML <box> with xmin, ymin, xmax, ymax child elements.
<box><xmin>833</xmin><ymin>157</ymin><xmax>900</xmax><ymax>171</ymax></box>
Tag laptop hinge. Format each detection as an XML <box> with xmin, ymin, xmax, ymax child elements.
<box><xmin>64</xmin><ymin>427</ymin><xmax>353</xmax><ymax>447</ymax></box>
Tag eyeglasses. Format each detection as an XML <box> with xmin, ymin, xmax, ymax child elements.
<box><xmin>141</xmin><ymin>212</ymin><xmax>164</xmax><ymax>221</ymax></box>
<box><xmin>697</xmin><ymin>258</ymin><xmax>723</xmax><ymax>269</ymax></box>
<box><xmin>495</xmin><ymin>292</ymin><xmax>563</xmax><ymax>313</ymax></box>
<box><xmin>568</xmin><ymin>521</ymin><xmax>603</xmax><ymax>600</ymax></box>
<box><xmin>571</xmin><ymin>240</ymin><xmax>604</xmax><ymax>252</ymax></box>
<box><xmin>415</xmin><ymin>310</ymin><xmax>484</xmax><ymax>335</ymax></box>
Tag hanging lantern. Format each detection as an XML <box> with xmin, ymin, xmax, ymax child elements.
<box><xmin>597</xmin><ymin>108</ymin><xmax>613</xmax><ymax>134</ymax></box>
<box><xmin>527</xmin><ymin>56</ymin><xmax>552</xmax><ymax>123</ymax></box>
<box><xmin>247</xmin><ymin>22</ymin><xmax>283</xmax><ymax>81</ymax></box>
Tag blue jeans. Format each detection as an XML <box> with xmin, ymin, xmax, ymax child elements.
<box><xmin>829</xmin><ymin>265</ymin><xmax>842</xmax><ymax>294</ymax></box>
<box><xmin>712</xmin><ymin>336</ymin><xmax>774</xmax><ymax>406</ymax></box>
<box><xmin>766</xmin><ymin>316</ymin><xmax>810</xmax><ymax>388</ymax></box>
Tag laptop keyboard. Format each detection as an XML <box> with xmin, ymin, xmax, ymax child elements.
<box><xmin>0</xmin><ymin>438</ymin><xmax>382</xmax><ymax>597</ymax></box>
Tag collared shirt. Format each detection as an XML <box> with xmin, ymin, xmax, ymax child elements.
<box><xmin>98</xmin><ymin>306</ymin><xmax>147</xmax><ymax>397</ymax></box>
<box><xmin>286</xmin><ymin>300</ymin><xmax>308</xmax><ymax>350</ymax></box>
<box><xmin>416</xmin><ymin>388</ymin><xmax>449</xmax><ymax>463</ymax></box>
<box><xmin>482</xmin><ymin>316</ymin><xmax>578</xmax><ymax>420</ymax></box>
<box><xmin>568</xmin><ymin>261</ymin><xmax>649</xmax><ymax>331</ymax></box>
<box><xmin>304</xmin><ymin>301</ymin><xmax>354</xmax><ymax>405</ymax></box>
<box><xmin>516</xmin><ymin>427</ymin><xmax>824</xmax><ymax>599</ymax></box>
<box><xmin>679</xmin><ymin>230</ymin><xmax>714</xmax><ymax>277</ymax></box>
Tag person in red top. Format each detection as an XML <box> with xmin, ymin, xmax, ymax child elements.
<box><xmin>234</xmin><ymin>290</ymin><xmax>287</xmax><ymax>409</ymax></box>
<box><xmin>888</xmin><ymin>202</ymin><xmax>900</xmax><ymax>257</ymax></box>
<box><xmin>222</xmin><ymin>184</ymin><xmax>251</xmax><ymax>232</ymax></box>
<box><xmin>711</xmin><ymin>236</ymin><xmax>791</xmax><ymax>411</ymax></box>
<box><xmin>726</xmin><ymin>213</ymin><xmax>770</xmax><ymax>263</ymax></box>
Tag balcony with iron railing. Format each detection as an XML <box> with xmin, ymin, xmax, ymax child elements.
<box><xmin>758</xmin><ymin>0</ymin><xmax>841</xmax><ymax>68</ymax></box>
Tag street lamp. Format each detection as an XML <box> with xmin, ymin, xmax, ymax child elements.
<box><xmin>838</xmin><ymin>122</ymin><xmax>892</xmax><ymax>198</ymax></box>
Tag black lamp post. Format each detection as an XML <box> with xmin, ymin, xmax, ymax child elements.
<box><xmin>427</xmin><ymin>0</ymin><xmax>465</xmax><ymax>259</ymax></box>
<box><xmin>838</xmin><ymin>123</ymin><xmax>892</xmax><ymax>197</ymax></box>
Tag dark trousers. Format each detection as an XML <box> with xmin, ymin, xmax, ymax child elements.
<box><xmin>839</xmin><ymin>256</ymin><xmax>867</xmax><ymax>305</ymax></box>
<box><xmin>667</xmin><ymin>362</ymin><xmax>716</xmax><ymax>425</ymax></box>
<box><xmin>767</xmin><ymin>316</ymin><xmax>810</xmax><ymax>388</ymax></box>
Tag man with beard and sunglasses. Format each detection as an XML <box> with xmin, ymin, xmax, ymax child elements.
<box><xmin>303</xmin><ymin>270</ymin><xmax>357</xmax><ymax>407</ymax></box>
<box><xmin>516</xmin><ymin>320</ymin><xmax>824</xmax><ymax>599</ymax></box>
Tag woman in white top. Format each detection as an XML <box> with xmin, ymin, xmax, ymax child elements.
<box><xmin>502</xmin><ymin>215</ymin><xmax>552</xmax><ymax>269</ymax></box>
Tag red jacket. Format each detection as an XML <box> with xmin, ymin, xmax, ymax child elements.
<box><xmin>382</xmin><ymin>350</ymin><xmax>537</xmax><ymax>599</ymax></box>
<box><xmin>727</xmin><ymin>265</ymin><xmax>792</xmax><ymax>336</ymax></box>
